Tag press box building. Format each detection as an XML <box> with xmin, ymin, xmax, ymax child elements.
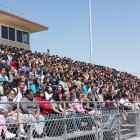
<box><xmin>0</xmin><ymin>10</ymin><xmax>48</xmax><ymax>50</ymax></box>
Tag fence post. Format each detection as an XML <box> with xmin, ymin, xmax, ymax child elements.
<box><xmin>64</xmin><ymin>101</ymin><xmax>67</xmax><ymax>140</ymax></box>
<box><xmin>100</xmin><ymin>113</ymin><xmax>103</xmax><ymax>140</ymax></box>
<box><xmin>17</xmin><ymin>102</ymin><xmax>20</xmax><ymax>140</ymax></box>
<box><xmin>95</xmin><ymin>102</ymin><xmax>99</xmax><ymax>140</ymax></box>
<box><xmin>117</xmin><ymin>102</ymin><xmax>121</xmax><ymax>140</ymax></box>
<box><xmin>136</xmin><ymin>110</ymin><xmax>140</xmax><ymax>137</ymax></box>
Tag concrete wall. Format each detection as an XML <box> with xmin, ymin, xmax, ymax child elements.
<box><xmin>0</xmin><ymin>38</ymin><xmax>30</xmax><ymax>50</ymax></box>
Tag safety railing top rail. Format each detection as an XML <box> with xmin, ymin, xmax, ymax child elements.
<box><xmin>0</xmin><ymin>100</ymin><xmax>120</xmax><ymax>104</ymax></box>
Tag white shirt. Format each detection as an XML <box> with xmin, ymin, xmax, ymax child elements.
<box><xmin>45</xmin><ymin>92</ymin><xmax>53</xmax><ymax>100</ymax></box>
<box><xmin>119</xmin><ymin>98</ymin><xmax>130</xmax><ymax>106</ymax></box>
<box><xmin>13</xmin><ymin>88</ymin><xmax>23</xmax><ymax>102</ymax></box>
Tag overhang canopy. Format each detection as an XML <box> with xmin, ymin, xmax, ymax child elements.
<box><xmin>0</xmin><ymin>10</ymin><xmax>48</xmax><ymax>33</ymax></box>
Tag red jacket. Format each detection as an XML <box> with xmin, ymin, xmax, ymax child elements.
<box><xmin>35</xmin><ymin>97</ymin><xmax>53</xmax><ymax>115</ymax></box>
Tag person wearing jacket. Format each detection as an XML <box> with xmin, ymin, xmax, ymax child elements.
<box><xmin>30</xmin><ymin>78</ymin><xmax>41</xmax><ymax>95</ymax></box>
<box><xmin>20</xmin><ymin>89</ymin><xmax>45</xmax><ymax>136</ymax></box>
<box><xmin>0</xmin><ymin>89</ymin><xmax>27</xmax><ymax>138</ymax></box>
<box><xmin>35</xmin><ymin>90</ymin><xmax>53</xmax><ymax>116</ymax></box>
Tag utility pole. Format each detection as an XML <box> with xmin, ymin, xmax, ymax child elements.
<box><xmin>88</xmin><ymin>0</ymin><xmax>93</xmax><ymax>63</ymax></box>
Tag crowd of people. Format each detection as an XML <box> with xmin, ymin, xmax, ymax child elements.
<box><xmin>0</xmin><ymin>44</ymin><xmax>140</xmax><ymax>139</ymax></box>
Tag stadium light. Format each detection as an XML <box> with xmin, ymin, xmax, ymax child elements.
<box><xmin>88</xmin><ymin>0</ymin><xmax>93</xmax><ymax>64</ymax></box>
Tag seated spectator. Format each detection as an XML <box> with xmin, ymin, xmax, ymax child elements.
<box><xmin>13</xmin><ymin>81</ymin><xmax>25</xmax><ymax>102</ymax></box>
<box><xmin>35</xmin><ymin>67</ymin><xmax>43</xmax><ymax>77</ymax></box>
<box><xmin>30</xmin><ymin>78</ymin><xmax>41</xmax><ymax>95</ymax></box>
<box><xmin>49</xmin><ymin>92</ymin><xmax>64</xmax><ymax>115</ymax></box>
<box><xmin>71</xmin><ymin>92</ymin><xmax>85</xmax><ymax>113</ymax></box>
<box><xmin>0</xmin><ymin>68</ymin><xmax>8</xmax><ymax>82</ymax></box>
<box><xmin>10</xmin><ymin>58</ymin><xmax>18</xmax><ymax>69</ymax></box>
<box><xmin>119</xmin><ymin>93</ymin><xmax>133</xmax><ymax>110</ymax></box>
<box><xmin>28</xmin><ymin>68</ymin><xmax>35</xmax><ymax>83</ymax></box>
<box><xmin>59</xmin><ymin>95</ymin><xmax>80</xmax><ymax>131</ymax></box>
<box><xmin>0</xmin><ymin>60</ymin><xmax>7</xmax><ymax>70</ymax></box>
<box><xmin>35</xmin><ymin>90</ymin><xmax>53</xmax><ymax>116</ymax></box>
<box><xmin>53</xmin><ymin>84</ymin><xmax>65</xmax><ymax>104</ymax></box>
<box><xmin>20</xmin><ymin>89</ymin><xmax>45</xmax><ymax>136</ymax></box>
<box><xmin>0</xmin><ymin>89</ymin><xmax>27</xmax><ymax>138</ymax></box>
<box><xmin>1</xmin><ymin>81</ymin><xmax>10</xmax><ymax>96</ymax></box>
<box><xmin>59</xmin><ymin>76</ymin><xmax>69</xmax><ymax>93</ymax></box>
<box><xmin>44</xmin><ymin>84</ymin><xmax>54</xmax><ymax>100</ymax></box>
<box><xmin>0</xmin><ymin>115</ymin><xmax>16</xmax><ymax>139</ymax></box>
<box><xmin>49</xmin><ymin>72</ymin><xmax>58</xmax><ymax>91</ymax></box>
<box><xmin>82</xmin><ymin>82</ymin><xmax>88</xmax><ymax>95</ymax></box>
<box><xmin>8</xmin><ymin>66</ymin><xmax>17</xmax><ymax>82</ymax></box>
<box><xmin>86</xmin><ymin>92</ymin><xmax>95</xmax><ymax>111</ymax></box>
<box><xmin>41</xmin><ymin>76</ymin><xmax>50</xmax><ymax>91</ymax></box>
<box><xmin>105</xmin><ymin>95</ymin><xmax>117</xmax><ymax>109</ymax></box>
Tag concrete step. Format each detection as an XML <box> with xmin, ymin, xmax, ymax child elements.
<box><xmin>121</xmin><ymin>128</ymin><xmax>132</xmax><ymax>133</ymax></box>
<box><xmin>121</xmin><ymin>132</ymin><xmax>137</xmax><ymax>140</ymax></box>
<box><xmin>121</xmin><ymin>124</ymin><xmax>136</xmax><ymax>128</ymax></box>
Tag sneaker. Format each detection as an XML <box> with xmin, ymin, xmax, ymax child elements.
<box><xmin>30</xmin><ymin>136</ymin><xmax>34</xmax><ymax>140</ymax></box>
<box><xmin>81</xmin><ymin>122</ymin><xmax>88</xmax><ymax>127</ymax></box>
<box><xmin>92</xmin><ymin>126</ymin><xmax>96</xmax><ymax>133</ymax></box>
<box><xmin>72</xmin><ymin>129</ymin><xmax>80</xmax><ymax>133</ymax></box>
<box><xmin>5</xmin><ymin>131</ymin><xmax>16</xmax><ymax>139</ymax></box>
<box><xmin>19</xmin><ymin>131</ymin><xmax>28</xmax><ymax>138</ymax></box>
<box><xmin>73</xmin><ymin>130</ymin><xmax>83</xmax><ymax>134</ymax></box>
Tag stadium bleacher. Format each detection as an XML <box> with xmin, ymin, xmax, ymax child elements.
<box><xmin>0</xmin><ymin>44</ymin><xmax>140</xmax><ymax>139</ymax></box>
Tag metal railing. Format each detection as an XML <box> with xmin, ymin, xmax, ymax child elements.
<box><xmin>0</xmin><ymin>101</ymin><xmax>140</xmax><ymax>140</ymax></box>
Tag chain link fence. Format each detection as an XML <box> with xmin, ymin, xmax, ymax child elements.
<box><xmin>0</xmin><ymin>101</ymin><xmax>140</xmax><ymax>140</ymax></box>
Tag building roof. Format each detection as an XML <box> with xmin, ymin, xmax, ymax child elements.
<box><xmin>0</xmin><ymin>10</ymin><xmax>48</xmax><ymax>33</ymax></box>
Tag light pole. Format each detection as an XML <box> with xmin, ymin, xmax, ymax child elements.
<box><xmin>88</xmin><ymin>0</ymin><xmax>93</xmax><ymax>63</ymax></box>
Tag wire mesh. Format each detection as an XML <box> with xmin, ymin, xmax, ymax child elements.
<box><xmin>0</xmin><ymin>101</ymin><xmax>139</xmax><ymax>140</ymax></box>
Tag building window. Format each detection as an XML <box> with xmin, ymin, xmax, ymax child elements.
<box><xmin>1</xmin><ymin>26</ymin><xmax>8</xmax><ymax>39</ymax></box>
<box><xmin>17</xmin><ymin>30</ymin><xmax>22</xmax><ymax>43</ymax></box>
<box><xmin>23</xmin><ymin>31</ymin><xmax>29</xmax><ymax>44</ymax></box>
<box><xmin>9</xmin><ymin>27</ymin><xmax>15</xmax><ymax>41</ymax></box>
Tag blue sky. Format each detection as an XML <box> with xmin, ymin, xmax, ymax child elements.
<box><xmin>0</xmin><ymin>0</ymin><xmax>140</xmax><ymax>76</ymax></box>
